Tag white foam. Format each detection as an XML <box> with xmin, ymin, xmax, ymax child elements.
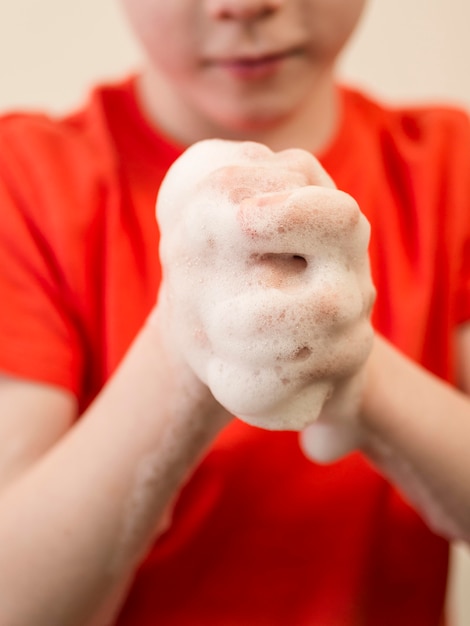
<box><xmin>156</xmin><ymin>139</ymin><xmax>375</xmax><ymax>430</ymax></box>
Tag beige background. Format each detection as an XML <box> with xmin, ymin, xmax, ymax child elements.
<box><xmin>0</xmin><ymin>0</ymin><xmax>469</xmax><ymax>622</ymax></box>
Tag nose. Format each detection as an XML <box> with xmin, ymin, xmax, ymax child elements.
<box><xmin>205</xmin><ymin>0</ymin><xmax>284</xmax><ymax>21</ymax></box>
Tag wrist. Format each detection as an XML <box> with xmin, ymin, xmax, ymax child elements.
<box><xmin>142</xmin><ymin>311</ymin><xmax>233</xmax><ymax>434</ymax></box>
<box><xmin>355</xmin><ymin>334</ymin><xmax>436</xmax><ymax>461</ymax></box>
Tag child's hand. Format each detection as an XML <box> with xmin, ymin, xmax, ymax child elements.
<box><xmin>156</xmin><ymin>139</ymin><xmax>375</xmax><ymax>436</ymax></box>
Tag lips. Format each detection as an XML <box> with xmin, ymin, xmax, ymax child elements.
<box><xmin>206</xmin><ymin>48</ymin><xmax>302</xmax><ymax>81</ymax></box>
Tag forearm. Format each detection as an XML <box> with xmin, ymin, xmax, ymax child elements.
<box><xmin>0</xmin><ymin>321</ymin><xmax>229</xmax><ymax>626</ymax></box>
<box><xmin>360</xmin><ymin>335</ymin><xmax>470</xmax><ymax>542</ymax></box>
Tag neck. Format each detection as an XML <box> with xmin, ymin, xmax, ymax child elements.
<box><xmin>136</xmin><ymin>66</ymin><xmax>341</xmax><ymax>155</ymax></box>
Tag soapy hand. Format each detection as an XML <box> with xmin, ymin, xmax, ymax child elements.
<box><xmin>156</xmin><ymin>139</ymin><xmax>375</xmax><ymax>437</ymax></box>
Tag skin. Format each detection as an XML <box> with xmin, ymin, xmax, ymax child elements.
<box><xmin>2</xmin><ymin>0</ymin><xmax>470</xmax><ymax>624</ymax></box>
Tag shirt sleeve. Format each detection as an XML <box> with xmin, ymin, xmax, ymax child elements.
<box><xmin>0</xmin><ymin>129</ymin><xmax>84</xmax><ymax>397</ymax></box>
<box><xmin>449</xmin><ymin>111</ymin><xmax>470</xmax><ymax>326</ymax></box>
<box><xmin>455</xmin><ymin>237</ymin><xmax>470</xmax><ymax>324</ymax></box>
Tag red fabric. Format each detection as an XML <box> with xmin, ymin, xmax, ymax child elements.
<box><xmin>1</xmin><ymin>77</ymin><xmax>469</xmax><ymax>624</ymax></box>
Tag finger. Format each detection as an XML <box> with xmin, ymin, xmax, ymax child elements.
<box><xmin>271</xmin><ymin>148</ymin><xmax>336</xmax><ymax>189</ymax></box>
<box><xmin>197</xmin><ymin>145</ymin><xmax>334</xmax><ymax>205</ymax></box>
<box><xmin>205</xmin><ymin>164</ymin><xmax>312</xmax><ymax>204</ymax></box>
<box><xmin>237</xmin><ymin>186</ymin><xmax>367</xmax><ymax>258</ymax></box>
<box><xmin>299</xmin><ymin>420</ymin><xmax>363</xmax><ymax>463</ymax></box>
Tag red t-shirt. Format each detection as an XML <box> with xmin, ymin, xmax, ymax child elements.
<box><xmin>1</xmin><ymin>77</ymin><xmax>470</xmax><ymax>625</ymax></box>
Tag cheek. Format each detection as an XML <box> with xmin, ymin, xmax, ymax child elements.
<box><xmin>306</xmin><ymin>0</ymin><xmax>367</xmax><ymax>57</ymax></box>
<box><xmin>331</xmin><ymin>0</ymin><xmax>367</xmax><ymax>43</ymax></box>
<box><xmin>119</xmin><ymin>1</ymin><xmax>195</xmax><ymax>67</ymax></box>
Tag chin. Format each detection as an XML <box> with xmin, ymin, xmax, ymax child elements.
<box><xmin>225</xmin><ymin>112</ymin><xmax>290</xmax><ymax>135</ymax></box>
<box><xmin>201</xmin><ymin>98</ymin><xmax>295</xmax><ymax>137</ymax></box>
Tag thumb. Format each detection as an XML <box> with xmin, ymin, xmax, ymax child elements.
<box><xmin>299</xmin><ymin>420</ymin><xmax>362</xmax><ymax>464</ymax></box>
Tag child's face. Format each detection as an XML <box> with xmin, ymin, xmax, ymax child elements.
<box><xmin>120</xmin><ymin>0</ymin><xmax>367</xmax><ymax>137</ymax></box>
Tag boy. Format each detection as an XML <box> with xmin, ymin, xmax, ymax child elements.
<box><xmin>1</xmin><ymin>0</ymin><xmax>470</xmax><ymax>624</ymax></box>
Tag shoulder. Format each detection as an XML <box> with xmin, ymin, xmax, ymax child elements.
<box><xmin>0</xmin><ymin>82</ymin><xmax>136</xmax><ymax>315</ymax></box>
<box><xmin>342</xmin><ymin>86</ymin><xmax>470</xmax><ymax>159</ymax></box>
<box><xmin>0</xmin><ymin>84</ymin><xmax>123</xmax><ymax>189</ymax></box>
<box><xmin>0</xmin><ymin>81</ymin><xmax>135</xmax><ymax>247</ymax></box>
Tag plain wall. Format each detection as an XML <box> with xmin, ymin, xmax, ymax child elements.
<box><xmin>0</xmin><ymin>0</ymin><xmax>469</xmax><ymax>623</ymax></box>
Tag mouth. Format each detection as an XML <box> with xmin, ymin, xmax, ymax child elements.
<box><xmin>205</xmin><ymin>48</ymin><xmax>303</xmax><ymax>81</ymax></box>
